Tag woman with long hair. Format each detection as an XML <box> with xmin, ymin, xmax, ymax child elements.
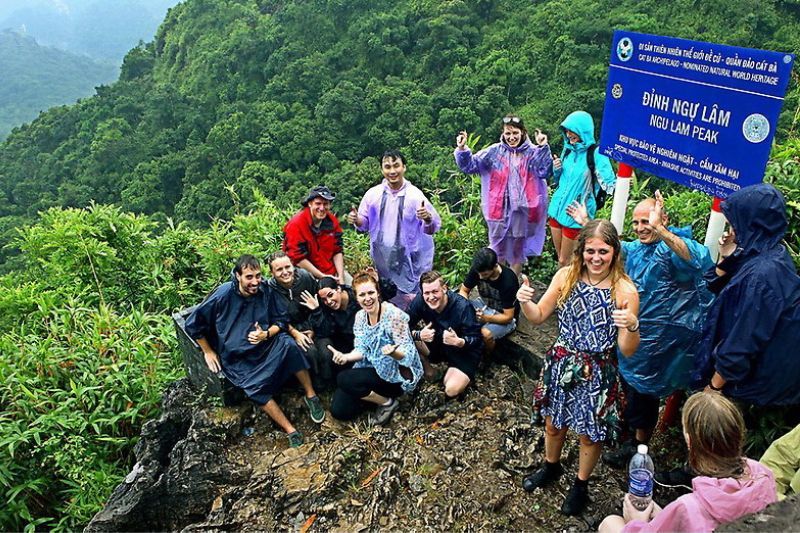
<box><xmin>517</xmin><ymin>219</ymin><xmax>640</xmax><ymax>515</ymax></box>
<box><xmin>599</xmin><ymin>391</ymin><xmax>777</xmax><ymax>532</ymax></box>
<box><xmin>328</xmin><ymin>271</ymin><xmax>423</xmax><ymax>425</ymax></box>
<box><xmin>454</xmin><ymin>115</ymin><xmax>552</xmax><ymax>276</ymax></box>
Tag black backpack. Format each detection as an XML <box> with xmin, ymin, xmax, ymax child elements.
<box><xmin>563</xmin><ymin>143</ymin><xmax>609</xmax><ymax>210</ymax></box>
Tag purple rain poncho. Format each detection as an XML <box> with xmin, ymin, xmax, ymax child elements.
<box><xmin>455</xmin><ymin>136</ymin><xmax>552</xmax><ymax>264</ymax></box>
<box><xmin>355</xmin><ymin>179</ymin><xmax>440</xmax><ymax>295</ymax></box>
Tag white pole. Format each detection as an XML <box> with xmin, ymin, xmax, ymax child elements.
<box><xmin>610</xmin><ymin>162</ymin><xmax>634</xmax><ymax>235</ymax></box>
<box><xmin>704</xmin><ymin>197</ymin><xmax>725</xmax><ymax>262</ymax></box>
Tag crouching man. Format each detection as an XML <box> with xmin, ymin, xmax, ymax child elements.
<box><xmin>185</xmin><ymin>254</ymin><xmax>325</xmax><ymax>447</ymax></box>
<box><xmin>408</xmin><ymin>270</ymin><xmax>483</xmax><ymax>398</ymax></box>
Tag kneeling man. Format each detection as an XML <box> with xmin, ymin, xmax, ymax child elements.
<box><xmin>408</xmin><ymin>270</ymin><xmax>483</xmax><ymax>397</ymax></box>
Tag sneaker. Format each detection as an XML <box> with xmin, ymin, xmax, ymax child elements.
<box><xmin>561</xmin><ymin>480</ymin><xmax>590</xmax><ymax>516</ymax></box>
<box><xmin>602</xmin><ymin>440</ymin><xmax>638</xmax><ymax>470</ymax></box>
<box><xmin>304</xmin><ymin>395</ymin><xmax>326</xmax><ymax>424</ymax></box>
<box><xmin>287</xmin><ymin>431</ymin><xmax>304</xmax><ymax>448</ymax></box>
<box><xmin>655</xmin><ymin>463</ymin><xmax>695</xmax><ymax>488</ymax></box>
<box><xmin>522</xmin><ymin>461</ymin><xmax>564</xmax><ymax>492</ymax></box>
<box><xmin>368</xmin><ymin>398</ymin><xmax>399</xmax><ymax>426</ymax></box>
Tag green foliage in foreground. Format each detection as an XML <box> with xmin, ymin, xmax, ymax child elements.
<box><xmin>2</xmin><ymin>0</ymin><xmax>800</xmax><ymax>270</ymax></box>
<box><xmin>2</xmin><ymin>151</ymin><xmax>799</xmax><ymax>528</ymax></box>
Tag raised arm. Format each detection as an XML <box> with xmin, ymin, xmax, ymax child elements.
<box><xmin>613</xmin><ymin>282</ymin><xmax>641</xmax><ymax>357</ymax></box>
<box><xmin>517</xmin><ymin>270</ymin><xmax>566</xmax><ymax>325</ymax></box>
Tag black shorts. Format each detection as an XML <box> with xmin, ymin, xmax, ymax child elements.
<box><xmin>621</xmin><ymin>378</ymin><xmax>660</xmax><ymax>431</ymax></box>
<box><xmin>429</xmin><ymin>340</ymin><xmax>480</xmax><ymax>381</ymax></box>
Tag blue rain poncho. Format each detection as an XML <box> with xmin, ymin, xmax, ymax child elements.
<box><xmin>185</xmin><ymin>271</ymin><xmax>309</xmax><ymax>405</ymax></box>
<box><xmin>693</xmin><ymin>183</ymin><xmax>800</xmax><ymax>406</ymax></box>
<box><xmin>548</xmin><ymin>111</ymin><xmax>616</xmax><ymax>229</ymax></box>
<box><xmin>618</xmin><ymin>227</ymin><xmax>714</xmax><ymax>397</ymax></box>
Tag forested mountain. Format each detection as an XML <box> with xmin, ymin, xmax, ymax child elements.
<box><xmin>0</xmin><ymin>30</ymin><xmax>118</xmax><ymax>140</ymax></box>
<box><xmin>1</xmin><ymin>1</ymin><xmax>799</xmax><ymax>529</ymax></box>
<box><xmin>1</xmin><ymin>0</ymin><xmax>798</xmax><ymax>266</ymax></box>
<box><xmin>0</xmin><ymin>0</ymin><xmax>181</xmax><ymax>61</ymax></box>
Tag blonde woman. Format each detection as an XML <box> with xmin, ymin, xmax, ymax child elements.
<box><xmin>517</xmin><ymin>219</ymin><xmax>640</xmax><ymax>515</ymax></box>
<box><xmin>599</xmin><ymin>391</ymin><xmax>777</xmax><ymax>532</ymax></box>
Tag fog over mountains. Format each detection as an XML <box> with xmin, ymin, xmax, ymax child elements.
<box><xmin>0</xmin><ymin>0</ymin><xmax>180</xmax><ymax>62</ymax></box>
<box><xmin>0</xmin><ymin>0</ymin><xmax>181</xmax><ymax>139</ymax></box>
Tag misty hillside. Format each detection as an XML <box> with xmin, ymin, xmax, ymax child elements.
<box><xmin>0</xmin><ymin>0</ymin><xmax>181</xmax><ymax>62</ymax></box>
<box><xmin>0</xmin><ymin>30</ymin><xmax>118</xmax><ymax>139</ymax></box>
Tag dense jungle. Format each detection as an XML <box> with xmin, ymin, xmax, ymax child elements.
<box><xmin>1</xmin><ymin>0</ymin><xmax>799</xmax><ymax>529</ymax></box>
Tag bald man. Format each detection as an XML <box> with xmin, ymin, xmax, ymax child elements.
<box><xmin>569</xmin><ymin>191</ymin><xmax>714</xmax><ymax>468</ymax></box>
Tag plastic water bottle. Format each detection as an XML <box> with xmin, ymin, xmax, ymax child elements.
<box><xmin>628</xmin><ymin>444</ymin><xmax>654</xmax><ymax>511</ymax></box>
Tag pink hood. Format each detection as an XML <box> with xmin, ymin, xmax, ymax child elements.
<box><xmin>691</xmin><ymin>458</ymin><xmax>777</xmax><ymax>523</ymax></box>
<box><xmin>623</xmin><ymin>459</ymin><xmax>777</xmax><ymax>533</ymax></box>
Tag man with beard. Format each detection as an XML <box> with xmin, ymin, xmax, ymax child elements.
<box><xmin>185</xmin><ymin>255</ymin><xmax>325</xmax><ymax>447</ymax></box>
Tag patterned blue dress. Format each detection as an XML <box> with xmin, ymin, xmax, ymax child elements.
<box><xmin>534</xmin><ymin>281</ymin><xmax>623</xmax><ymax>443</ymax></box>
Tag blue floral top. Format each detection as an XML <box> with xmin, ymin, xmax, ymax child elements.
<box><xmin>556</xmin><ymin>281</ymin><xmax>617</xmax><ymax>353</ymax></box>
<box><xmin>353</xmin><ymin>302</ymin><xmax>423</xmax><ymax>393</ymax></box>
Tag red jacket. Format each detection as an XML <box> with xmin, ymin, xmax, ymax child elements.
<box><xmin>282</xmin><ymin>208</ymin><xmax>343</xmax><ymax>276</ymax></box>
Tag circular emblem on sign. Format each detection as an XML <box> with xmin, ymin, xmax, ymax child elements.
<box><xmin>617</xmin><ymin>37</ymin><xmax>634</xmax><ymax>62</ymax></box>
<box><xmin>611</xmin><ymin>83</ymin><xmax>623</xmax><ymax>99</ymax></box>
<box><xmin>784</xmin><ymin>54</ymin><xmax>793</xmax><ymax>64</ymax></box>
<box><xmin>742</xmin><ymin>113</ymin><xmax>770</xmax><ymax>143</ymax></box>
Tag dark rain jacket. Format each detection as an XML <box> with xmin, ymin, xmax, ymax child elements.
<box><xmin>267</xmin><ymin>267</ymin><xmax>321</xmax><ymax>331</ymax></box>
<box><xmin>693</xmin><ymin>183</ymin><xmax>800</xmax><ymax>406</ymax></box>
<box><xmin>185</xmin><ymin>271</ymin><xmax>307</xmax><ymax>405</ymax></box>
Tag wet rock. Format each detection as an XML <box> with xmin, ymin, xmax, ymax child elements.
<box><xmin>85</xmin><ymin>379</ymin><xmax>250</xmax><ymax>532</ymax></box>
<box><xmin>93</xmin><ymin>309</ymin><xmax>764</xmax><ymax>532</ymax></box>
<box><xmin>717</xmin><ymin>494</ymin><xmax>800</xmax><ymax>532</ymax></box>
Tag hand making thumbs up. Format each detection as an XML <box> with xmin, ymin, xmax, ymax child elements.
<box><xmin>416</xmin><ymin>200</ymin><xmax>432</xmax><ymax>223</ymax></box>
<box><xmin>516</xmin><ymin>274</ymin><xmax>536</xmax><ymax>303</ymax></box>
<box><xmin>612</xmin><ymin>300</ymin><xmax>639</xmax><ymax>332</ymax></box>
<box><xmin>347</xmin><ymin>204</ymin><xmax>360</xmax><ymax>226</ymax></box>
<box><xmin>419</xmin><ymin>321</ymin><xmax>435</xmax><ymax>343</ymax></box>
<box><xmin>248</xmin><ymin>322</ymin><xmax>267</xmax><ymax>344</ymax></box>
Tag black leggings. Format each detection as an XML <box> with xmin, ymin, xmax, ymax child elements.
<box><xmin>330</xmin><ymin>367</ymin><xmax>403</xmax><ymax>421</ymax></box>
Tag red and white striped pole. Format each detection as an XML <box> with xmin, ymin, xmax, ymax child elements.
<box><xmin>704</xmin><ymin>197</ymin><xmax>725</xmax><ymax>261</ymax></box>
<box><xmin>610</xmin><ymin>162</ymin><xmax>634</xmax><ymax>234</ymax></box>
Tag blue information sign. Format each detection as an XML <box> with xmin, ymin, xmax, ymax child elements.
<box><xmin>599</xmin><ymin>31</ymin><xmax>794</xmax><ymax>198</ymax></box>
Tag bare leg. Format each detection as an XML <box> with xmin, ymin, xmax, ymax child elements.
<box><xmin>544</xmin><ymin>416</ymin><xmax>569</xmax><ymax>463</ymax></box>
<box><xmin>294</xmin><ymin>369</ymin><xmax>317</xmax><ymax>398</ymax></box>
<box><xmin>416</xmin><ymin>341</ymin><xmax>437</xmax><ymax>380</ymax></box>
<box><xmin>481</xmin><ymin>327</ymin><xmax>496</xmax><ymax>354</ymax></box>
<box><xmin>558</xmin><ymin>236</ymin><xmax>577</xmax><ymax>268</ymax></box>
<box><xmin>577</xmin><ymin>434</ymin><xmax>602</xmax><ymax>480</ymax></box>
<box><xmin>550</xmin><ymin>226</ymin><xmax>563</xmax><ymax>265</ymax></box>
<box><xmin>362</xmin><ymin>391</ymin><xmax>390</xmax><ymax>405</ymax></box>
<box><xmin>261</xmin><ymin>399</ymin><xmax>296</xmax><ymax>434</ymax></box>
<box><xmin>443</xmin><ymin>367</ymin><xmax>471</xmax><ymax>397</ymax></box>
<box><xmin>598</xmin><ymin>515</ymin><xmax>626</xmax><ymax>533</ymax></box>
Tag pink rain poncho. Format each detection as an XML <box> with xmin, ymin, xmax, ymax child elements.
<box><xmin>455</xmin><ymin>136</ymin><xmax>551</xmax><ymax>264</ymax></box>
<box><xmin>622</xmin><ymin>458</ymin><xmax>777</xmax><ymax>533</ymax></box>
<box><xmin>355</xmin><ymin>179</ymin><xmax>440</xmax><ymax>297</ymax></box>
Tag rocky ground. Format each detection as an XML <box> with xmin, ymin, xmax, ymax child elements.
<box><xmin>86</xmin><ymin>302</ymin><xmax>792</xmax><ymax>532</ymax></box>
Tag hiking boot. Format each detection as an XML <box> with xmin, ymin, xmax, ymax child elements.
<box><xmin>368</xmin><ymin>398</ymin><xmax>399</xmax><ymax>426</ymax></box>
<box><xmin>304</xmin><ymin>395</ymin><xmax>326</xmax><ymax>423</ymax></box>
<box><xmin>287</xmin><ymin>431</ymin><xmax>304</xmax><ymax>448</ymax></box>
<box><xmin>522</xmin><ymin>461</ymin><xmax>564</xmax><ymax>492</ymax></box>
<box><xmin>561</xmin><ymin>480</ymin><xmax>590</xmax><ymax>516</ymax></box>
<box><xmin>655</xmin><ymin>463</ymin><xmax>695</xmax><ymax>488</ymax></box>
<box><xmin>602</xmin><ymin>440</ymin><xmax>638</xmax><ymax>470</ymax></box>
